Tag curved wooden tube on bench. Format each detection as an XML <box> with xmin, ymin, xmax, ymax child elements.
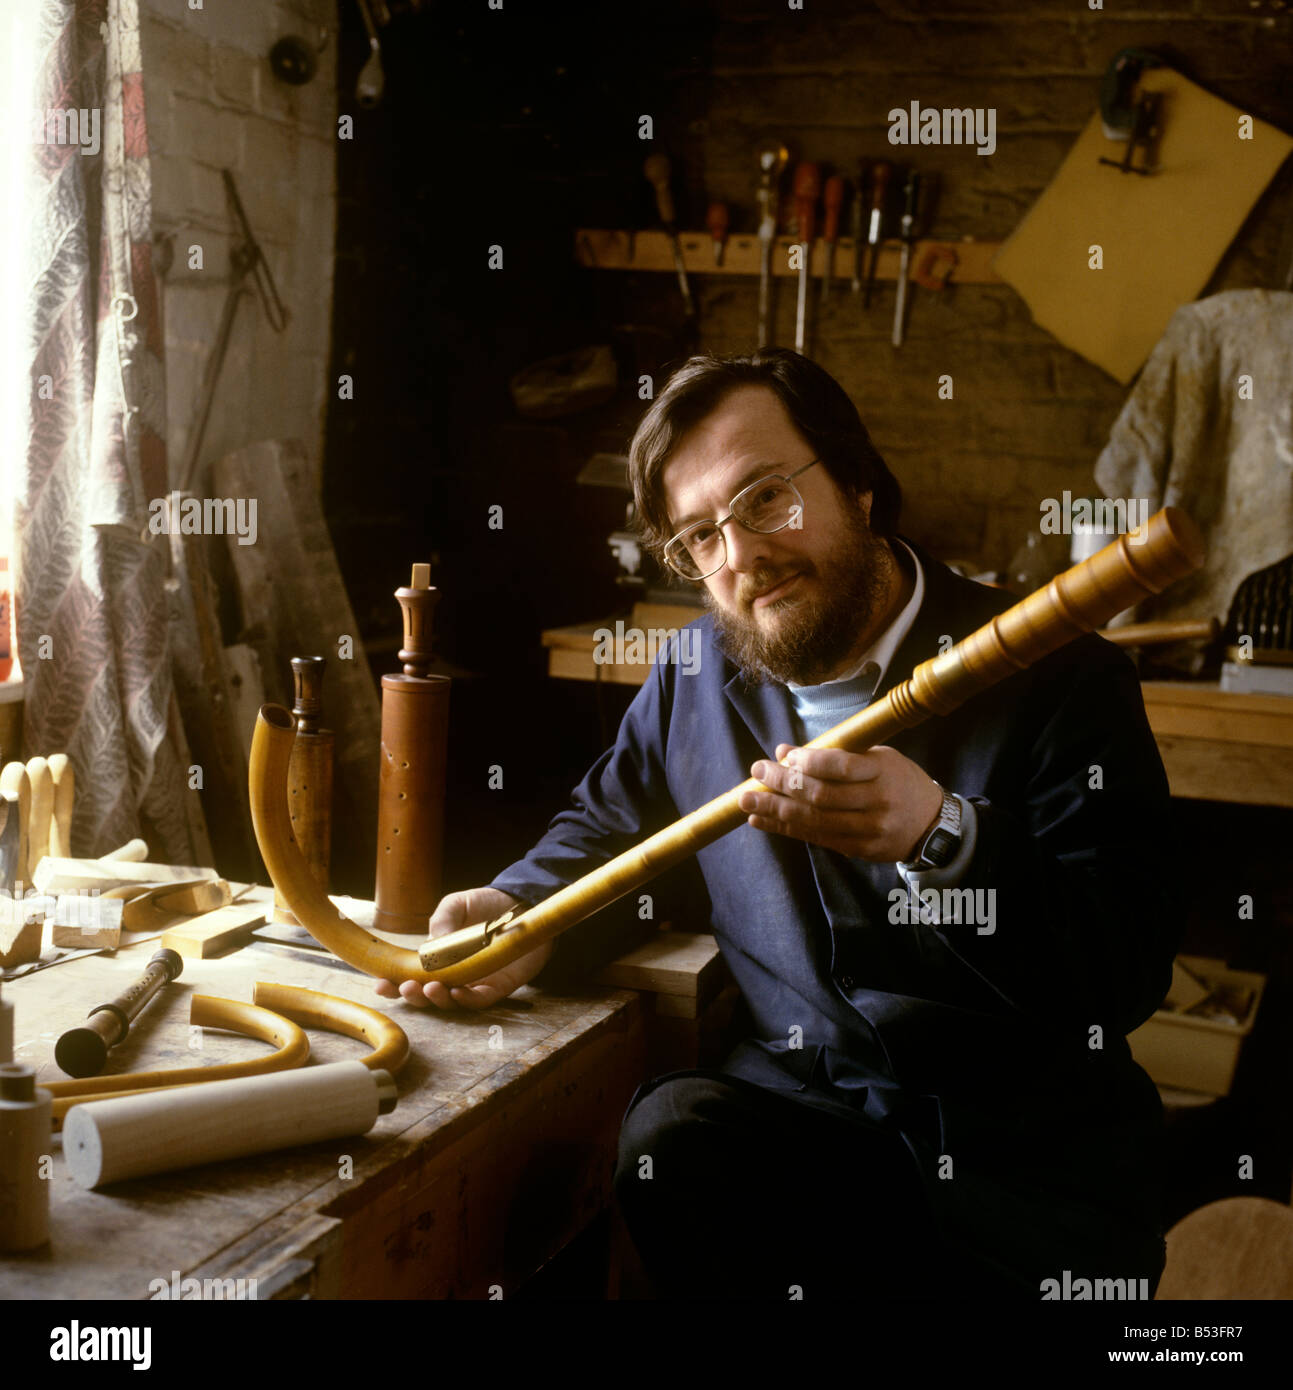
<box><xmin>251</xmin><ymin>982</ymin><xmax>410</xmax><ymax>1075</ymax></box>
<box><xmin>253</xmin><ymin>508</ymin><xmax>1205</xmax><ymax>987</ymax></box>
<box><xmin>44</xmin><ymin>995</ymin><xmax>310</xmax><ymax>1130</ymax></box>
<box><xmin>250</xmin><ymin>704</ymin><xmax>439</xmax><ymax>984</ymax></box>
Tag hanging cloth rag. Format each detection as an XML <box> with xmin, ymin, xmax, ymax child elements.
<box><xmin>1094</xmin><ymin>290</ymin><xmax>1293</xmax><ymax>634</ymax></box>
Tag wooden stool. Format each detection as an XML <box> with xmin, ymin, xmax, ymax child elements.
<box><xmin>1156</xmin><ymin>1197</ymin><xmax>1293</xmax><ymax>1299</ymax></box>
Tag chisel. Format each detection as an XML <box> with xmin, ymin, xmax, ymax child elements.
<box><xmin>862</xmin><ymin>159</ymin><xmax>892</xmax><ymax>309</ymax></box>
<box><xmin>756</xmin><ymin>142</ymin><xmax>789</xmax><ymax>348</ymax></box>
<box><xmin>820</xmin><ymin>174</ymin><xmax>844</xmax><ymax>307</ymax></box>
<box><xmin>643</xmin><ymin>153</ymin><xmax>696</xmax><ymax>320</ymax></box>
<box><xmin>892</xmin><ymin>170</ymin><xmax>922</xmax><ymax>347</ymax></box>
<box><xmin>792</xmin><ymin>161</ymin><xmax>820</xmax><ymax>356</ymax></box>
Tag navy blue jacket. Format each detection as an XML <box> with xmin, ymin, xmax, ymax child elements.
<box><xmin>493</xmin><ymin>540</ymin><xmax>1178</xmax><ymax>1287</ymax></box>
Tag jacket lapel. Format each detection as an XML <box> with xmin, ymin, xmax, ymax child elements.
<box><xmin>722</xmin><ymin>667</ymin><xmax>802</xmax><ymax>761</ymax></box>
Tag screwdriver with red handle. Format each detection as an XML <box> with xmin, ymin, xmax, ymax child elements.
<box><xmin>792</xmin><ymin>161</ymin><xmax>820</xmax><ymax>356</ymax></box>
<box><xmin>820</xmin><ymin>174</ymin><xmax>845</xmax><ymax>307</ymax></box>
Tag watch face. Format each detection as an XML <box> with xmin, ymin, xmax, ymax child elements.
<box><xmin>923</xmin><ymin>827</ymin><xmax>958</xmax><ymax>867</ymax></box>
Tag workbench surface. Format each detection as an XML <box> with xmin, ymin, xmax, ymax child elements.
<box><xmin>0</xmin><ymin>888</ymin><xmax>647</xmax><ymax>1299</ymax></box>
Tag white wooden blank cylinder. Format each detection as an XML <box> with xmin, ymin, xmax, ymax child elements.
<box><xmin>64</xmin><ymin>1060</ymin><xmax>396</xmax><ymax>1189</ymax></box>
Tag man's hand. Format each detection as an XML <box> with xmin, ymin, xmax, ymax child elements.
<box><xmin>374</xmin><ymin>887</ymin><xmax>554</xmax><ymax>1011</ymax></box>
<box><xmin>739</xmin><ymin>744</ymin><xmax>943</xmax><ymax>863</ymax></box>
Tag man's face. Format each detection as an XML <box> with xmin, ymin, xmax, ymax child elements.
<box><xmin>661</xmin><ymin>384</ymin><xmax>893</xmax><ymax>685</ymax></box>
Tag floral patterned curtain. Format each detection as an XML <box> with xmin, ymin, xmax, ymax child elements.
<box><xmin>19</xmin><ymin>0</ymin><xmax>195</xmax><ymax>861</ymax></box>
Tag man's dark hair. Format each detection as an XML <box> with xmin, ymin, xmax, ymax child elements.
<box><xmin>627</xmin><ymin>348</ymin><xmax>902</xmax><ymax>561</ymax></box>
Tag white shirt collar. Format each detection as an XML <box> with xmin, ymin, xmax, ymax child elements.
<box><xmin>786</xmin><ymin>539</ymin><xmax>924</xmax><ymax>691</ymax></box>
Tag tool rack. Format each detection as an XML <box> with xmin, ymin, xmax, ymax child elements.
<box><xmin>574</xmin><ymin>229</ymin><xmax>1004</xmax><ymax>283</ymax></box>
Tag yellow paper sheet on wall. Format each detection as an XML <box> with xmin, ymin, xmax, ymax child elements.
<box><xmin>993</xmin><ymin>67</ymin><xmax>1292</xmax><ymax>384</ymax></box>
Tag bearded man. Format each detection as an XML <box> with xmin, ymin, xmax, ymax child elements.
<box><xmin>379</xmin><ymin>349</ymin><xmax>1178</xmax><ymax>1302</ymax></box>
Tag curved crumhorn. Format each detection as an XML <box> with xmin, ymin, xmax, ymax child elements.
<box><xmin>252</xmin><ymin>507</ymin><xmax>1205</xmax><ymax>987</ymax></box>
<box><xmin>44</xmin><ymin>995</ymin><xmax>310</xmax><ymax>1130</ymax></box>
<box><xmin>249</xmin><ymin>705</ymin><xmax>442</xmax><ymax>985</ymax></box>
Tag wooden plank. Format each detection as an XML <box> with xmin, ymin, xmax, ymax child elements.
<box><xmin>160</xmin><ymin>902</ymin><xmax>269</xmax><ymax>958</ymax></box>
<box><xmin>598</xmin><ymin>931</ymin><xmax>725</xmax><ymax>997</ymax></box>
<box><xmin>224</xmin><ymin>643</ymin><xmax>266</xmax><ymax>767</ymax></box>
<box><xmin>33</xmin><ymin>858</ymin><xmax>220</xmax><ymax>895</ymax></box>
<box><xmin>166</xmin><ymin>524</ymin><xmax>261</xmax><ymax>880</ymax></box>
<box><xmin>575</xmin><ymin>229</ymin><xmax>1003</xmax><ymax>283</ymax></box>
<box><xmin>1153</xmin><ymin>736</ymin><xmax>1293</xmax><ymax>808</ymax></box>
<box><xmin>165</xmin><ymin>689</ymin><xmax>215</xmax><ymax>868</ymax></box>
<box><xmin>1142</xmin><ymin>681</ymin><xmax>1293</xmax><ymax>748</ymax></box>
<box><xmin>211</xmin><ymin>441</ymin><xmax>381</xmax><ymax>896</ymax></box>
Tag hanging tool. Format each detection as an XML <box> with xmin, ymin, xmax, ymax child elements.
<box><xmin>792</xmin><ymin>162</ymin><xmax>820</xmax><ymax>356</ymax></box>
<box><xmin>1097</xmin><ymin>92</ymin><xmax>1162</xmax><ymax>175</ymax></box>
<box><xmin>355</xmin><ymin>0</ymin><xmax>385</xmax><ymax>107</ymax></box>
<box><xmin>643</xmin><ymin>154</ymin><xmax>696</xmax><ymax>322</ymax></box>
<box><xmin>177</xmin><ymin>170</ymin><xmax>289</xmax><ymax>492</ymax></box>
<box><xmin>849</xmin><ymin>167</ymin><xmax>866</xmax><ymax>293</ymax></box>
<box><xmin>862</xmin><ymin>159</ymin><xmax>892</xmax><ymax>309</ymax></box>
<box><xmin>756</xmin><ymin>142</ymin><xmax>789</xmax><ymax>348</ymax></box>
<box><xmin>820</xmin><ymin>174</ymin><xmax>844</xmax><ymax>307</ymax></box>
<box><xmin>54</xmin><ymin>948</ymin><xmax>184</xmax><ymax>1079</ymax></box>
<box><xmin>705</xmin><ymin>201</ymin><xmax>730</xmax><ymax>266</ymax></box>
<box><xmin>892</xmin><ymin>170</ymin><xmax>922</xmax><ymax>347</ymax></box>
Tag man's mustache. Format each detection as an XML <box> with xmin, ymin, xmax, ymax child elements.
<box><xmin>736</xmin><ymin>563</ymin><xmax>813</xmax><ymax>608</ymax></box>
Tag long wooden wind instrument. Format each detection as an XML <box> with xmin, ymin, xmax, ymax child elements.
<box><xmin>248</xmin><ymin>507</ymin><xmax>1204</xmax><ymax>987</ymax></box>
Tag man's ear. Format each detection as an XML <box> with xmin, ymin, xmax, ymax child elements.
<box><xmin>856</xmin><ymin>488</ymin><xmax>874</xmax><ymax>526</ymax></box>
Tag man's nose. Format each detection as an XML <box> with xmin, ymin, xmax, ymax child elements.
<box><xmin>720</xmin><ymin>519</ymin><xmax>772</xmax><ymax>573</ymax></box>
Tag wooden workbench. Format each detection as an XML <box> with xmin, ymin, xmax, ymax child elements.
<box><xmin>0</xmin><ymin>889</ymin><xmax>657</xmax><ymax>1300</ymax></box>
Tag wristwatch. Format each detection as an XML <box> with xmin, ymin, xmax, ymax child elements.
<box><xmin>904</xmin><ymin>786</ymin><xmax>963</xmax><ymax>870</ymax></box>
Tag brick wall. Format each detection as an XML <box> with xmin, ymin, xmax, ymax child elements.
<box><xmin>139</xmin><ymin>0</ymin><xmax>338</xmax><ymax>486</ymax></box>
<box><xmin>664</xmin><ymin>0</ymin><xmax>1293</xmax><ymax>569</ymax></box>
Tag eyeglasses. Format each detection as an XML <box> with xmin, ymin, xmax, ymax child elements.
<box><xmin>662</xmin><ymin>459</ymin><xmax>820</xmax><ymax>581</ymax></box>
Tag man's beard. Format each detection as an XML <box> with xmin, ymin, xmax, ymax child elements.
<box><xmin>704</xmin><ymin>511</ymin><xmax>896</xmax><ymax>686</ymax></box>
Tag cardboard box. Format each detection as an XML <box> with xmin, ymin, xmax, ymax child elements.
<box><xmin>1128</xmin><ymin>955</ymin><xmax>1266</xmax><ymax>1097</ymax></box>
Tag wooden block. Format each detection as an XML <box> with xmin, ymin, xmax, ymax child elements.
<box><xmin>598</xmin><ymin>932</ymin><xmax>726</xmax><ymax>998</ymax></box>
<box><xmin>0</xmin><ymin>764</ymin><xmax>30</xmax><ymax>890</ymax></box>
<box><xmin>161</xmin><ymin>902</ymin><xmax>269</xmax><ymax>958</ymax></box>
<box><xmin>0</xmin><ymin>909</ymin><xmax>42</xmax><ymax>969</ymax></box>
<box><xmin>51</xmin><ymin>896</ymin><xmax>124</xmax><ymax>951</ymax></box>
<box><xmin>25</xmin><ymin>757</ymin><xmax>53</xmax><ymax>885</ymax></box>
<box><xmin>118</xmin><ymin>879</ymin><xmax>220</xmax><ymax>930</ymax></box>
<box><xmin>33</xmin><ymin>858</ymin><xmax>219</xmax><ymax>896</ymax></box>
<box><xmin>48</xmin><ymin>753</ymin><xmax>74</xmax><ymax>858</ymax></box>
<box><xmin>153</xmin><ymin>879</ymin><xmax>231</xmax><ymax>915</ymax></box>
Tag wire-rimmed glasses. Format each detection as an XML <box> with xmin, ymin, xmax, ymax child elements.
<box><xmin>662</xmin><ymin>459</ymin><xmax>820</xmax><ymax>581</ymax></box>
